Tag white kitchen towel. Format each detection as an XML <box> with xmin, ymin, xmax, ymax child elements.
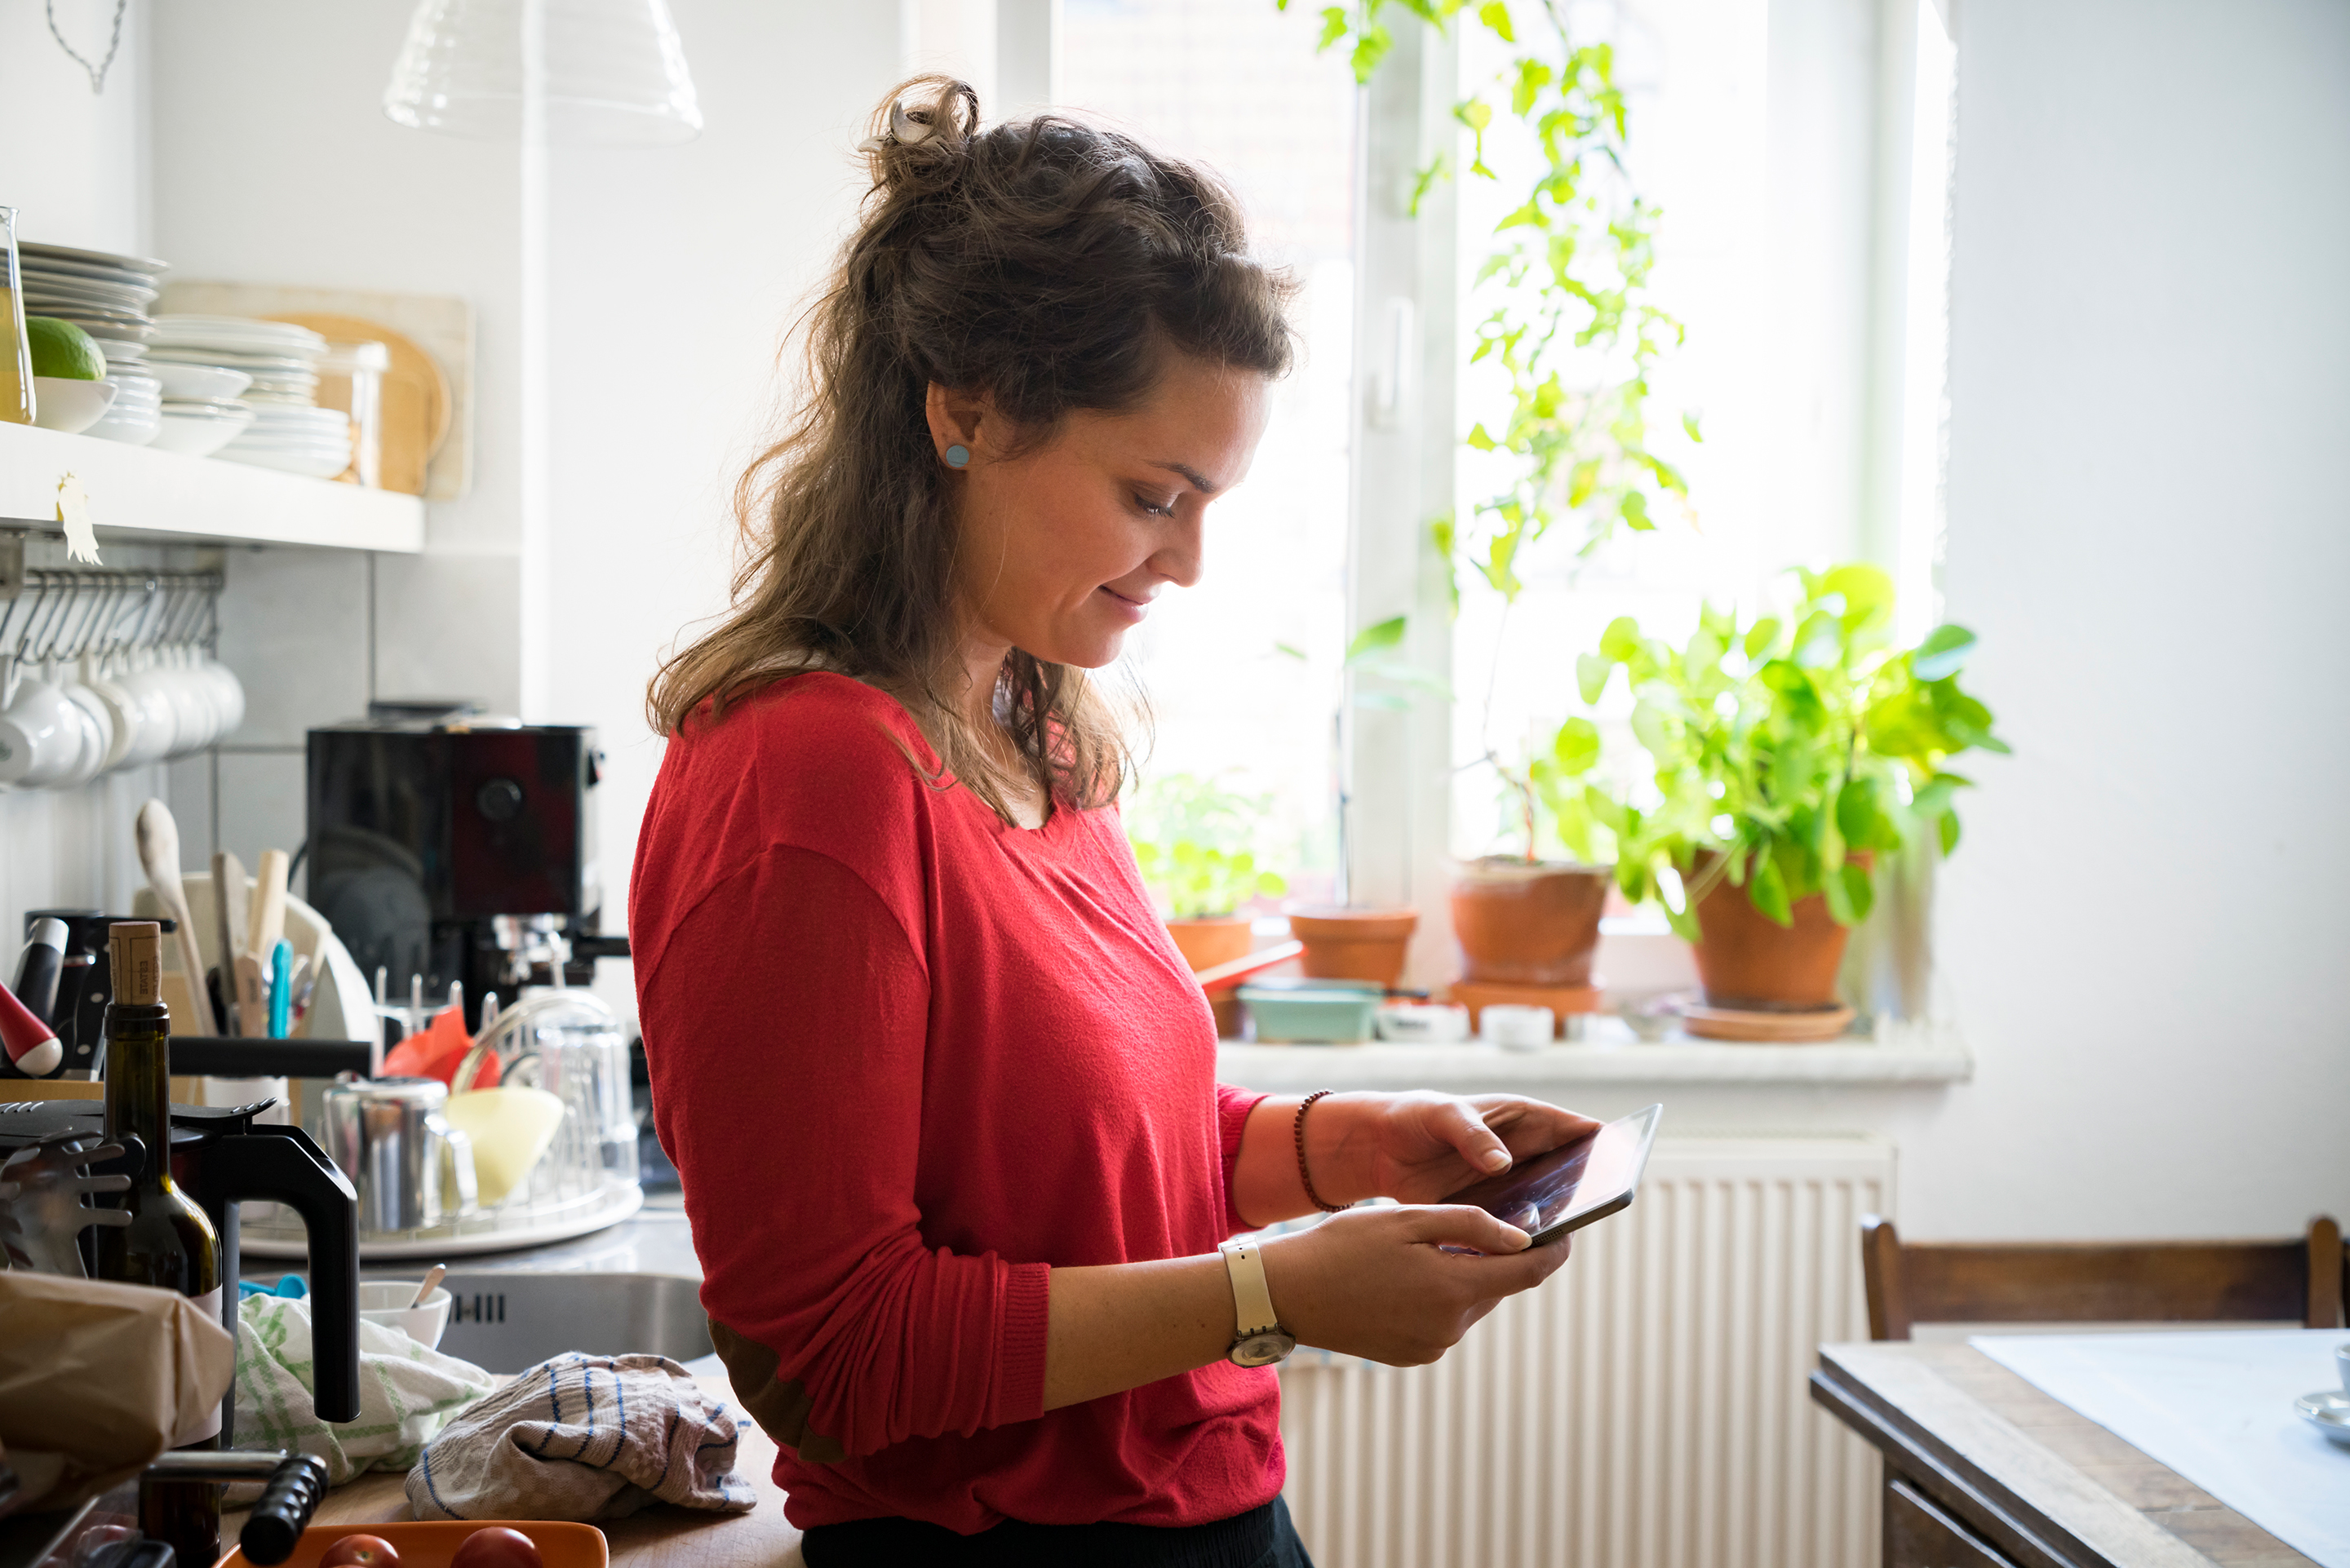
<box><xmin>235</xmin><ymin>1293</ymin><xmax>496</xmax><ymax>1483</ymax></box>
<box><xmin>406</xmin><ymin>1352</ymin><xmax>756</xmax><ymax>1522</ymax></box>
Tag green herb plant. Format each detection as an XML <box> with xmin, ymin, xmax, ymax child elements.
<box><xmin>1280</xmin><ymin>0</ymin><xmax>1693</xmax><ymax>596</ymax></box>
<box><xmin>1126</xmin><ymin>773</ymin><xmax>1290</xmax><ymax>921</ymax></box>
<box><xmin>1547</xmin><ymin>563</ymin><xmax>2006</xmax><ymax>937</ymax></box>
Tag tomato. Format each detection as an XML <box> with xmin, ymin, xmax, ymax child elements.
<box><xmin>449</xmin><ymin>1527</ymin><xmax>543</xmax><ymax>1568</ymax></box>
<box><xmin>318</xmin><ymin>1536</ymin><xmax>400</xmax><ymax>1568</ymax></box>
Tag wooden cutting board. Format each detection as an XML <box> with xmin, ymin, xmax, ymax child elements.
<box><xmin>266</xmin><ymin>311</ymin><xmax>451</xmax><ymax>497</ymax></box>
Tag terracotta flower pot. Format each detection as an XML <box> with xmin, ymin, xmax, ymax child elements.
<box><xmin>1288</xmin><ymin>906</ymin><xmax>1418</xmax><ymax>987</ymax></box>
<box><xmin>1687</xmin><ymin>853</ymin><xmax>1865</xmax><ymax>1009</ymax></box>
<box><xmin>1165</xmin><ymin>917</ymin><xmax>1253</xmax><ymax>974</ymax></box>
<box><xmin>1448</xmin><ymin>858</ymin><xmax>1611</xmax><ymax>986</ymax></box>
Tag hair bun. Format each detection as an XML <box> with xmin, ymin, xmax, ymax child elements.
<box><xmin>861</xmin><ymin>76</ymin><xmax>981</xmax><ymax>194</ymax></box>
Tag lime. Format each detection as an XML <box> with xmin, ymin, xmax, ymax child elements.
<box><xmin>25</xmin><ymin>317</ymin><xmax>106</xmax><ymax>381</ymax></box>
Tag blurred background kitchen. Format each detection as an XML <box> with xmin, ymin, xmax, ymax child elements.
<box><xmin>0</xmin><ymin>2</ymin><xmax>2344</xmax><ymax>1564</ymax></box>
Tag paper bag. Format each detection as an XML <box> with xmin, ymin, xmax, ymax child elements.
<box><xmin>0</xmin><ymin>1273</ymin><xmax>236</xmax><ymax>1516</ymax></box>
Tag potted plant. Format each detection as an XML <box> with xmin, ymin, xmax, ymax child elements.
<box><xmin>1563</xmin><ymin>563</ymin><xmax>2004</xmax><ymax>1015</ymax></box>
<box><xmin>1276</xmin><ymin>613</ymin><xmax>1443</xmax><ymax>986</ymax></box>
<box><xmin>1446</xmin><ymin>712</ymin><xmax>1613</xmax><ymax>1023</ymax></box>
<box><xmin>1126</xmin><ymin>773</ymin><xmax>1288</xmax><ymax>972</ymax></box>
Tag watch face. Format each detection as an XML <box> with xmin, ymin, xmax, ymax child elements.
<box><xmin>1230</xmin><ymin>1328</ymin><xmax>1297</xmax><ymax>1368</ymax></box>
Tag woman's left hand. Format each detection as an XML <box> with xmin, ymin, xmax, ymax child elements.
<box><xmin>1311</xmin><ymin>1092</ymin><xmax>1604</xmax><ymax>1206</ymax></box>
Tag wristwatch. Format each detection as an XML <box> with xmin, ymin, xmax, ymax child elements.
<box><xmin>1220</xmin><ymin>1238</ymin><xmax>1297</xmax><ymax>1367</ymax></box>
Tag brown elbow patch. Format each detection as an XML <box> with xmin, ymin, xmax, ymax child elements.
<box><xmin>707</xmin><ymin>1315</ymin><xmax>847</xmax><ymax>1464</ymax></box>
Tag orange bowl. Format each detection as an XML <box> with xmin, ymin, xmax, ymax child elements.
<box><xmin>219</xmin><ymin>1521</ymin><xmax>607</xmax><ymax>1568</ymax></box>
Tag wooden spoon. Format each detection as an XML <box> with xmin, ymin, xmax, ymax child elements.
<box><xmin>135</xmin><ymin>800</ymin><xmax>217</xmax><ymax>1037</ymax></box>
<box><xmin>214</xmin><ymin>851</ymin><xmax>250</xmax><ymax>1034</ymax></box>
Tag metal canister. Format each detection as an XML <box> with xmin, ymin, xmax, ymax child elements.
<box><xmin>319</xmin><ymin>1074</ymin><xmax>477</xmax><ymax>1233</ymax></box>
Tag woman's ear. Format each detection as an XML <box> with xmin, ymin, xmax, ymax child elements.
<box><xmin>925</xmin><ymin>382</ymin><xmax>991</xmax><ymax>467</ymax></box>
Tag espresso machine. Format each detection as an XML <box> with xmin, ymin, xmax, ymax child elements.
<box><xmin>306</xmin><ymin>710</ymin><xmax>628</xmax><ymax>1031</ymax></box>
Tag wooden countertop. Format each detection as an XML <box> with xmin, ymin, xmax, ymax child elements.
<box><xmin>228</xmin><ymin>1375</ymin><xmax>805</xmax><ymax>1568</ymax></box>
<box><xmin>1811</xmin><ymin>1340</ymin><xmax>2317</xmax><ymax>1567</ymax></box>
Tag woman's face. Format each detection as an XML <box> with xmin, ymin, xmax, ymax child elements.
<box><xmin>934</xmin><ymin>353</ymin><xmax>1271</xmax><ymax>671</ymax></box>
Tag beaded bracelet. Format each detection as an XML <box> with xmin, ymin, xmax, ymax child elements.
<box><xmin>1293</xmin><ymin>1089</ymin><xmax>1346</xmax><ymax>1213</ymax></box>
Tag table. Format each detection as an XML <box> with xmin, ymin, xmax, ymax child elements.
<box><xmin>1812</xmin><ymin>1340</ymin><xmax>2318</xmax><ymax>1567</ymax></box>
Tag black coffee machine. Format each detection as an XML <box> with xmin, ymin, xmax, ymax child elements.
<box><xmin>0</xmin><ymin>1098</ymin><xmax>360</xmax><ymax>1444</ymax></box>
<box><xmin>306</xmin><ymin>710</ymin><xmax>627</xmax><ymax>1032</ymax></box>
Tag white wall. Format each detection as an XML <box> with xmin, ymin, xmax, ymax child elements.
<box><xmin>539</xmin><ymin>0</ymin><xmax>904</xmax><ymax>1019</ymax></box>
<box><xmin>1888</xmin><ymin>0</ymin><xmax>2350</xmax><ymax>1238</ymax></box>
<box><xmin>0</xmin><ymin>0</ymin><xmax>149</xmax><ymax>255</ymax></box>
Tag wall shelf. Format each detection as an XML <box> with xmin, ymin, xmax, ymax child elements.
<box><xmin>0</xmin><ymin>422</ymin><xmax>423</xmax><ymax>554</ymax></box>
<box><xmin>1217</xmin><ymin>1039</ymin><xmax>1973</xmax><ymax>1094</ymax></box>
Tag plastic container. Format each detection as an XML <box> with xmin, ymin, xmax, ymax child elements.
<box><xmin>1239</xmin><ymin>977</ymin><xmax>1381</xmax><ymax>1043</ymax></box>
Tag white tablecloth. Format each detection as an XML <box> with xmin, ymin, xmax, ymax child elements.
<box><xmin>1971</xmin><ymin>1329</ymin><xmax>2350</xmax><ymax>1568</ymax></box>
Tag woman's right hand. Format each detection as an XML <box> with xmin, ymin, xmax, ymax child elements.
<box><xmin>1260</xmin><ymin>1204</ymin><xmax>1570</xmax><ymax>1366</ymax></box>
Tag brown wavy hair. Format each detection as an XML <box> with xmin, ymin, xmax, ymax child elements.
<box><xmin>646</xmin><ymin>76</ymin><xmax>1297</xmax><ymax>820</ymax></box>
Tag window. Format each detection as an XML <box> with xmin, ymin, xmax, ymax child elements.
<box><xmin>1058</xmin><ymin>0</ymin><xmax>1362</xmax><ymax>907</ymax></box>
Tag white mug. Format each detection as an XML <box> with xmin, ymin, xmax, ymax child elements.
<box><xmin>78</xmin><ymin>652</ymin><xmax>141</xmax><ymax>773</ymax></box>
<box><xmin>103</xmin><ymin>648</ymin><xmax>178</xmax><ymax>767</ymax></box>
<box><xmin>0</xmin><ymin>658</ymin><xmax>86</xmax><ymax>788</ymax></box>
<box><xmin>55</xmin><ymin>659</ymin><xmax>116</xmax><ymax>786</ymax></box>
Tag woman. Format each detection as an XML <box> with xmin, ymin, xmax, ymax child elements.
<box><xmin>632</xmin><ymin>78</ymin><xmax>1597</xmax><ymax>1566</ymax></box>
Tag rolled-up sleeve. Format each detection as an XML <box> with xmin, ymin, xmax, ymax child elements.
<box><xmin>1215</xmin><ymin>1083</ymin><xmax>1269</xmax><ymax>1235</ymax></box>
<box><xmin>641</xmin><ymin>844</ymin><xmax>1049</xmax><ymax>1458</ymax></box>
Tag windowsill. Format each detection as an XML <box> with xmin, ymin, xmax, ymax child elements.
<box><xmin>1215</xmin><ymin>1034</ymin><xmax>1971</xmax><ymax>1090</ymax></box>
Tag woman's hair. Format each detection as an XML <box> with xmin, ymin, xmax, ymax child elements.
<box><xmin>646</xmin><ymin>76</ymin><xmax>1297</xmax><ymax>819</ymax></box>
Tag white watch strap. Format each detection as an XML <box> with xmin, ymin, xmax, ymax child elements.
<box><xmin>1220</xmin><ymin>1238</ymin><xmax>1280</xmax><ymax>1336</ymax></box>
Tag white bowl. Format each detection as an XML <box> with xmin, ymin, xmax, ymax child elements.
<box><xmin>83</xmin><ymin>405</ymin><xmax>162</xmax><ymax>445</ymax></box>
<box><xmin>358</xmin><ymin>1281</ymin><xmax>452</xmax><ymax>1350</ymax></box>
<box><xmin>216</xmin><ymin>445</ymin><xmax>348</xmax><ymax>478</ymax></box>
<box><xmin>152</xmin><ymin>404</ymin><xmax>256</xmax><ymax>457</ymax></box>
<box><xmin>30</xmin><ymin>377</ymin><xmax>118</xmax><ymax>434</ymax></box>
<box><xmin>149</xmin><ymin>361</ymin><xmax>254</xmax><ymax>401</ymax></box>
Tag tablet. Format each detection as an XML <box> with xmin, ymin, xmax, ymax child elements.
<box><xmin>1440</xmin><ymin>1104</ymin><xmax>1663</xmax><ymax>1247</ymax></box>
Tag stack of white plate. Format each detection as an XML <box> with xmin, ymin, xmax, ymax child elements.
<box><xmin>149</xmin><ymin>316</ymin><xmax>349</xmax><ymax>476</ymax></box>
<box><xmin>148</xmin><ymin>361</ymin><xmax>258</xmax><ymax>457</ymax></box>
<box><xmin>18</xmin><ymin>241</ymin><xmax>171</xmax><ymax>445</ymax></box>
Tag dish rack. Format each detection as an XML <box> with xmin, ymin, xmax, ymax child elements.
<box><xmin>242</xmin><ymin>988</ymin><xmax>642</xmax><ymax>1261</ymax></box>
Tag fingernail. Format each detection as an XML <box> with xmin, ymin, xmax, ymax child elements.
<box><xmin>1483</xmin><ymin>1149</ymin><xmax>1510</xmax><ymax>1170</ymax></box>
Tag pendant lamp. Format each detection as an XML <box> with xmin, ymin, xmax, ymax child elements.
<box><xmin>384</xmin><ymin>0</ymin><xmax>703</xmax><ymax>146</ymax></box>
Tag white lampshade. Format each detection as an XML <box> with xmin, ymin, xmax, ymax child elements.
<box><xmin>384</xmin><ymin>0</ymin><xmax>703</xmax><ymax>146</ymax></box>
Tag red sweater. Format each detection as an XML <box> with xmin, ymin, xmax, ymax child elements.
<box><xmin>629</xmin><ymin>674</ymin><xmax>1283</xmax><ymax>1533</ymax></box>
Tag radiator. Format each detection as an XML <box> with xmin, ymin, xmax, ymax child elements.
<box><xmin>1276</xmin><ymin>1136</ymin><xmax>1894</xmax><ymax>1568</ymax></box>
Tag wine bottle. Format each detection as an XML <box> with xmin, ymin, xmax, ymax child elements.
<box><xmin>91</xmin><ymin>920</ymin><xmax>224</xmax><ymax>1568</ymax></box>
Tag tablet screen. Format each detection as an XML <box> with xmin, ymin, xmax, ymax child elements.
<box><xmin>1441</xmin><ymin>1104</ymin><xmax>1661</xmax><ymax>1244</ymax></box>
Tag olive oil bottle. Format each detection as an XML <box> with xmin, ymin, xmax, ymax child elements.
<box><xmin>92</xmin><ymin>920</ymin><xmax>224</xmax><ymax>1566</ymax></box>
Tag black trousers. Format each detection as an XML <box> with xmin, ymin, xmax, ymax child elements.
<box><xmin>802</xmin><ymin>1495</ymin><xmax>1315</xmax><ymax>1568</ymax></box>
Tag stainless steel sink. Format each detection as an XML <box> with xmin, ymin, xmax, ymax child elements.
<box><xmin>432</xmin><ymin>1271</ymin><xmax>712</xmax><ymax>1373</ymax></box>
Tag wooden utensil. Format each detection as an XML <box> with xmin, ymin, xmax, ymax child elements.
<box><xmin>215</xmin><ymin>851</ymin><xmax>251</xmax><ymax>1035</ymax></box>
<box><xmin>410</xmin><ymin>1264</ymin><xmax>446</xmax><ymax>1308</ymax></box>
<box><xmin>239</xmin><ymin>850</ymin><xmax>290</xmax><ymax>1039</ymax></box>
<box><xmin>134</xmin><ymin>800</ymin><xmax>217</xmax><ymax>1037</ymax></box>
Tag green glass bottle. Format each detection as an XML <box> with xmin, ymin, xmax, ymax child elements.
<box><xmin>91</xmin><ymin>920</ymin><xmax>224</xmax><ymax>1568</ymax></box>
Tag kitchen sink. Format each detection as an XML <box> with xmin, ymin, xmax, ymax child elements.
<box><xmin>434</xmin><ymin>1271</ymin><xmax>712</xmax><ymax>1374</ymax></box>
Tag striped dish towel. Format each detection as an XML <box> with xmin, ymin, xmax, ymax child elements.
<box><xmin>406</xmin><ymin>1353</ymin><xmax>756</xmax><ymax>1521</ymax></box>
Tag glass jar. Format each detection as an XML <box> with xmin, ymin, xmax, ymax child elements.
<box><xmin>314</xmin><ymin>339</ymin><xmax>388</xmax><ymax>486</ymax></box>
<box><xmin>1</xmin><ymin>207</ymin><xmax>33</xmax><ymax>426</ymax></box>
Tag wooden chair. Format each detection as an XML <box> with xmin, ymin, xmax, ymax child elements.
<box><xmin>1860</xmin><ymin>1214</ymin><xmax>2346</xmax><ymax>1340</ymax></box>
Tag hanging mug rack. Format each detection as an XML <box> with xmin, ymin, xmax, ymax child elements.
<box><xmin>0</xmin><ymin>540</ymin><xmax>242</xmax><ymax>789</ymax></box>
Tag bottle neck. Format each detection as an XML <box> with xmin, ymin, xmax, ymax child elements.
<box><xmin>103</xmin><ymin>1000</ymin><xmax>175</xmax><ymax>1192</ymax></box>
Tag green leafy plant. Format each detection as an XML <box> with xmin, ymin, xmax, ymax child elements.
<box><xmin>1126</xmin><ymin>773</ymin><xmax>1290</xmax><ymax>920</ymax></box>
<box><xmin>1277</xmin><ymin>613</ymin><xmax>1452</xmax><ymax>711</ymax></box>
<box><xmin>1548</xmin><ymin>563</ymin><xmax>2006</xmax><ymax>938</ymax></box>
<box><xmin>1282</xmin><ymin>0</ymin><xmax>1692</xmax><ymax>596</ymax></box>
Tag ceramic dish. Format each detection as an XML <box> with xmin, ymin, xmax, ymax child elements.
<box><xmin>2295</xmin><ymin>1389</ymin><xmax>2350</xmax><ymax>1447</ymax></box>
<box><xmin>83</xmin><ymin>403</ymin><xmax>162</xmax><ymax>445</ymax></box>
<box><xmin>148</xmin><ymin>361</ymin><xmax>254</xmax><ymax>401</ymax></box>
<box><xmin>29</xmin><ymin>378</ymin><xmax>118</xmax><ymax>434</ymax></box>
<box><xmin>1239</xmin><ymin>977</ymin><xmax>1383</xmax><ymax>1043</ymax></box>
<box><xmin>215</xmin><ymin>445</ymin><xmax>349</xmax><ymax>478</ymax></box>
<box><xmin>358</xmin><ymin>1280</ymin><xmax>454</xmax><ymax>1349</ymax></box>
<box><xmin>20</xmin><ymin>239</ymin><xmax>170</xmax><ymax>274</ymax></box>
<box><xmin>217</xmin><ymin>1521</ymin><xmax>608</xmax><ymax>1568</ymax></box>
<box><xmin>95</xmin><ymin>337</ymin><xmax>148</xmax><ymax>361</ymax></box>
<box><xmin>152</xmin><ymin>405</ymin><xmax>257</xmax><ymax>457</ymax></box>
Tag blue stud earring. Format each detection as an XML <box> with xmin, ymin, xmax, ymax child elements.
<box><xmin>944</xmin><ymin>443</ymin><xmax>971</xmax><ymax>469</ymax></box>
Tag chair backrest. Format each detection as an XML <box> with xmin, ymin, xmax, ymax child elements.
<box><xmin>1860</xmin><ymin>1215</ymin><xmax>2346</xmax><ymax>1340</ymax></box>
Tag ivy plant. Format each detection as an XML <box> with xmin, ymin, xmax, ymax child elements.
<box><xmin>1126</xmin><ymin>773</ymin><xmax>1290</xmax><ymax>921</ymax></box>
<box><xmin>1544</xmin><ymin>563</ymin><xmax>2006</xmax><ymax>937</ymax></box>
<box><xmin>1280</xmin><ymin>0</ymin><xmax>1693</xmax><ymax>596</ymax></box>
